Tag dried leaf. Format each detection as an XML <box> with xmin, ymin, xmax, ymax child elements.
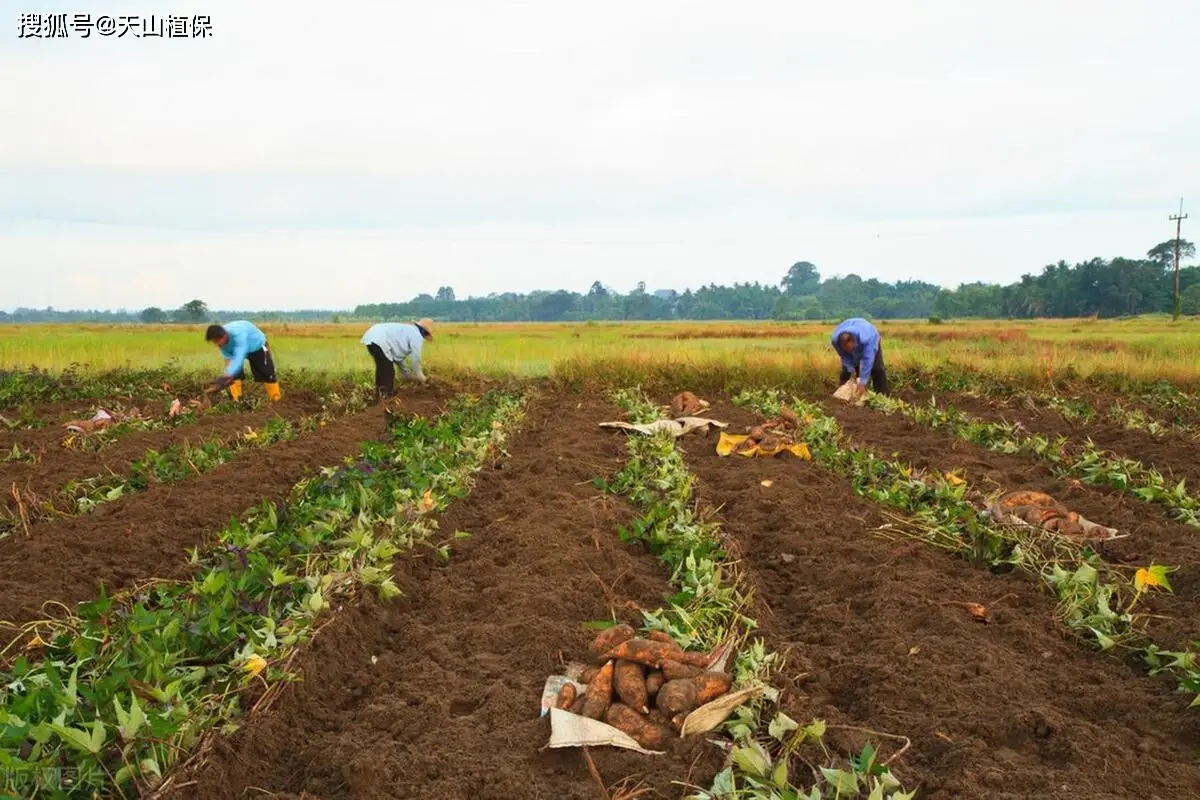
<box><xmin>242</xmin><ymin>654</ymin><xmax>267</xmax><ymax>677</ymax></box>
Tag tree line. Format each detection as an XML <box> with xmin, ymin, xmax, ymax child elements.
<box><xmin>2</xmin><ymin>238</ymin><xmax>1195</xmax><ymax>324</ymax></box>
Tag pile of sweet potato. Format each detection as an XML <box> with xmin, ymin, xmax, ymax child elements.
<box><xmin>554</xmin><ymin>624</ymin><xmax>733</xmax><ymax>750</ymax></box>
<box><xmin>734</xmin><ymin>406</ymin><xmax>802</xmax><ymax>455</ymax></box>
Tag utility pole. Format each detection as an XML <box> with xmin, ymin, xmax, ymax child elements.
<box><xmin>1171</xmin><ymin>198</ymin><xmax>1188</xmax><ymax>321</ymax></box>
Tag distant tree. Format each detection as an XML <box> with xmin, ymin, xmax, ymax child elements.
<box><xmin>140</xmin><ymin>306</ymin><xmax>168</xmax><ymax>323</ymax></box>
<box><xmin>1147</xmin><ymin>239</ymin><xmax>1195</xmax><ymax>269</ymax></box>
<box><xmin>177</xmin><ymin>299</ymin><xmax>208</xmax><ymax>322</ymax></box>
<box><xmin>781</xmin><ymin>261</ymin><xmax>821</xmax><ymax>295</ymax></box>
<box><xmin>436</xmin><ymin>286</ymin><xmax>456</xmax><ymax>302</ymax></box>
<box><xmin>588</xmin><ymin>281</ymin><xmax>609</xmax><ymax>297</ymax></box>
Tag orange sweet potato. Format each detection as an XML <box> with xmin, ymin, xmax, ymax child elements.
<box><xmin>614</xmin><ymin>659</ymin><xmax>649</xmax><ymax>713</ymax></box>
<box><xmin>569</xmin><ymin>695</ymin><xmax>587</xmax><ymax>715</ymax></box>
<box><xmin>656</xmin><ymin>678</ymin><xmax>699</xmax><ymax>716</ymax></box>
<box><xmin>604</xmin><ymin>703</ymin><xmax>673</xmax><ymax>750</ymax></box>
<box><xmin>694</xmin><ymin>671</ymin><xmax>733</xmax><ymax>704</ymax></box>
<box><xmin>645</xmin><ymin>670</ymin><xmax>665</xmax><ymax>698</ymax></box>
<box><xmin>602</xmin><ymin>638</ymin><xmax>683</xmax><ymax>669</ymax></box>
<box><xmin>661</xmin><ymin>659</ymin><xmax>701</xmax><ymax>681</ymax></box>
<box><xmin>555</xmin><ymin>683</ymin><xmax>578</xmax><ymax>710</ymax></box>
<box><xmin>578</xmin><ymin>666</ymin><xmax>599</xmax><ymax>684</ymax></box>
<box><xmin>588</xmin><ymin>624</ymin><xmax>635</xmax><ymax>660</ymax></box>
<box><xmin>580</xmin><ymin>661</ymin><xmax>615</xmax><ymax>720</ymax></box>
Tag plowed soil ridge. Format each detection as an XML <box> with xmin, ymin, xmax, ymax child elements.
<box><xmin>0</xmin><ymin>390</ymin><xmax>451</xmax><ymax>631</ymax></box>
<box><xmin>680</xmin><ymin>397</ymin><xmax>1200</xmax><ymax>800</ymax></box>
<box><xmin>817</xmin><ymin>399</ymin><xmax>1200</xmax><ymax>666</ymax></box>
<box><xmin>175</xmin><ymin>395</ymin><xmax>724</xmax><ymax>800</ymax></box>
<box><xmin>0</xmin><ymin>394</ymin><xmax>325</xmax><ymax>512</ymax></box>
<box><xmin>947</xmin><ymin>391</ymin><xmax>1200</xmax><ymax>490</ymax></box>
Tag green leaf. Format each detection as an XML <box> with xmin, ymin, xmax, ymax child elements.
<box><xmin>771</xmin><ymin>757</ymin><xmax>790</xmax><ymax>789</ymax></box>
<box><xmin>768</xmin><ymin>712</ymin><xmax>799</xmax><ymax>742</ymax></box>
<box><xmin>731</xmin><ymin>741</ymin><xmax>771</xmax><ymax>778</ymax></box>
<box><xmin>819</xmin><ymin>766</ymin><xmax>859</xmax><ymax>795</ymax></box>
<box><xmin>803</xmin><ymin>719</ymin><xmax>827</xmax><ymax>741</ymax></box>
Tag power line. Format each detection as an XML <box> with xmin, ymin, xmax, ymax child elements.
<box><xmin>1171</xmin><ymin>197</ymin><xmax>1188</xmax><ymax>321</ymax></box>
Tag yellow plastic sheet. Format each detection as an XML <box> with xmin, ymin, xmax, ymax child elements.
<box><xmin>716</xmin><ymin>432</ymin><xmax>811</xmax><ymax>459</ymax></box>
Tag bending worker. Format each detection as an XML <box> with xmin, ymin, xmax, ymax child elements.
<box><xmin>831</xmin><ymin>317</ymin><xmax>889</xmax><ymax>398</ymax></box>
<box><xmin>360</xmin><ymin>318</ymin><xmax>433</xmax><ymax>398</ymax></box>
<box><xmin>205</xmin><ymin>320</ymin><xmax>282</xmax><ymax>402</ymax></box>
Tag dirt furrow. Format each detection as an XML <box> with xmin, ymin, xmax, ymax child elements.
<box><xmin>818</xmin><ymin>399</ymin><xmax>1200</xmax><ymax>657</ymax></box>
<box><xmin>174</xmin><ymin>394</ymin><xmax>723</xmax><ymax>800</ymax></box>
<box><xmin>0</xmin><ymin>394</ymin><xmax>325</xmax><ymax>507</ymax></box>
<box><xmin>678</xmin><ymin>397</ymin><xmax>1200</xmax><ymax>800</ymax></box>
<box><xmin>0</xmin><ymin>389</ymin><xmax>452</xmax><ymax>631</ymax></box>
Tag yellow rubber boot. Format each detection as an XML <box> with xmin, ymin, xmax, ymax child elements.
<box><xmin>265</xmin><ymin>382</ymin><xmax>282</xmax><ymax>402</ymax></box>
<box><xmin>228</xmin><ymin>379</ymin><xmax>243</xmax><ymax>402</ymax></box>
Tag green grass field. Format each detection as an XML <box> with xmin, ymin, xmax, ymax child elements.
<box><xmin>2</xmin><ymin>316</ymin><xmax>1200</xmax><ymax>388</ymax></box>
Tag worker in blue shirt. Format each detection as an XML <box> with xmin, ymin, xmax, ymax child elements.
<box><xmin>831</xmin><ymin>317</ymin><xmax>889</xmax><ymax>398</ymax></box>
<box><xmin>204</xmin><ymin>320</ymin><xmax>282</xmax><ymax>402</ymax></box>
<box><xmin>360</xmin><ymin>318</ymin><xmax>433</xmax><ymax>399</ymax></box>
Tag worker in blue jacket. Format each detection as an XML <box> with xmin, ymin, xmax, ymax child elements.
<box><xmin>360</xmin><ymin>318</ymin><xmax>433</xmax><ymax>398</ymax></box>
<box><xmin>831</xmin><ymin>317</ymin><xmax>889</xmax><ymax>398</ymax></box>
<box><xmin>204</xmin><ymin>320</ymin><xmax>281</xmax><ymax>402</ymax></box>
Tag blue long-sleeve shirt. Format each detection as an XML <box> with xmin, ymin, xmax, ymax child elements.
<box><xmin>831</xmin><ymin>318</ymin><xmax>880</xmax><ymax>386</ymax></box>
<box><xmin>218</xmin><ymin>320</ymin><xmax>267</xmax><ymax>378</ymax></box>
<box><xmin>361</xmin><ymin>322</ymin><xmax>425</xmax><ymax>378</ymax></box>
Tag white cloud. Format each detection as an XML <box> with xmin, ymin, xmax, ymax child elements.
<box><xmin>1</xmin><ymin>0</ymin><xmax>1197</xmax><ymax>309</ymax></box>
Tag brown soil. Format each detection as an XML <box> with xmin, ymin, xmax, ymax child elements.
<box><xmin>915</xmin><ymin>390</ymin><xmax>1200</xmax><ymax>491</ymax></box>
<box><xmin>0</xmin><ymin>394</ymin><xmax>178</xmax><ymax>439</ymax></box>
<box><xmin>173</xmin><ymin>394</ymin><xmax>724</xmax><ymax>800</ymax></box>
<box><xmin>817</xmin><ymin>398</ymin><xmax>1200</xmax><ymax>657</ymax></box>
<box><xmin>0</xmin><ymin>394</ymin><xmax>325</xmax><ymax>513</ymax></box>
<box><xmin>0</xmin><ymin>389</ymin><xmax>452</xmax><ymax>631</ymax></box>
<box><xmin>677</xmin><ymin>397</ymin><xmax>1200</xmax><ymax>799</ymax></box>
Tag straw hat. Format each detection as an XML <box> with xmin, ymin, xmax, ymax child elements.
<box><xmin>417</xmin><ymin>318</ymin><xmax>434</xmax><ymax>339</ymax></box>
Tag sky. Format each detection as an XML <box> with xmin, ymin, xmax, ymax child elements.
<box><xmin>2</xmin><ymin>0</ymin><xmax>1197</xmax><ymax>311</ymax></box>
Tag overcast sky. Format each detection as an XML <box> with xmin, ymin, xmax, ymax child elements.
<box><xmin>2</xmin><ymin>0</ymin><xmax>1197</xmax><ymax>311</ymax></box>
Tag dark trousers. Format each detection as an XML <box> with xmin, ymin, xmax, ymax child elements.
<box><xmin>839</xmin><ymin>344</ymin><xmax>890</xmax><ymax>395</ymax></box>
<box><xmin>367</xmin><ymin>344</ymin><xmax>395</xmax><ymax>397</ymax></box>
<box><xmin>230</xmin><ymin>341</ymin><xmax>277</xmax><ymax>382</ymax></box>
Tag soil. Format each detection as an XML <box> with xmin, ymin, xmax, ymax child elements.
<box><xmin>677</xmin><ymin>397</ymin><xmax>1200</xmax><ymax>799</ymax></box>
<box><xmin>0</xmin><ymin>388</ymin><xmax>452</xmax><ymax>631</ymax></box>
<box><xmin>815</xmin><ymin>397</ymin><xmax>1200</xmax><ymax>660</ymax></box>
<box><xmin>0</xmin><ymin>393</ymin><xmax>326</xmax><ymax>512</ymax></box>
<box><xmin>174</xmin><ymin>393</ymin><xmax>724</xmax><ymax>800</ymax></box>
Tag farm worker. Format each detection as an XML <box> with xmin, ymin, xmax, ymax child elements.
<box><xmin>205</xmin><ymin>321</ymin><xmax>282</xmax><ymax>402</ymax></box>
<box><xmin>360</xmin><ymin>318</ymin><xmax>433</xmax><ymax>398</ymax></box>
<box><xmin>831</xmin><ymin>317</ymin><xmax>890</xmax><ymax>397</ymax></box>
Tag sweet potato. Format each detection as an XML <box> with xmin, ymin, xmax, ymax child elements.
<box><xmin>694</xmin><ymin>671</ymin><xmax>733</xmax><ymax>704</ymax></box>
<box><xmin>602</xmin><ymin>638</ymin><xmax>682</xmax><ymax>669</ymax></box>
<box><xmin>605</xmin><ymin>703</ymin><xmax>674</xmax><ymax>750</ymax></box>
<box><xmin>614</xmin><ymin>659</ymin><xmax>649</xmax><ymax>713</ymax></box>
<box><xmin>580</xmin><ymin>661</ymin><xmax>615</xmax><ymax>720</ymax></box>
<box><xmin>674</xmin><ymin>650</ymin><xmax>714</xmax><ymax>669</ymax></box>
<box><xmin>661</xmin><ymin>659</ymin><xmax>701</xmax><ymax>681</ymax></box>
<box><xmin>555</xmin><ymin>683</ymin><xmax>578</xmax><ymax>710</ymax></box>
<box><xmin>588</xmin><ymin>624</ymin><xmax>635</xmax><ymax>660</ymax></box>
<box><xmin>670</xmin><ymin>712</ymin><xmax>687</xmax><ymax>732</ymax></box>
<box><xmin>645</xmin><ymin>670</ymin><xmax>665</xmax><ymax>698</ymax></box>
<box><xmin>569</xmin><ymin>695</ymin><xmax>587</xmax><ymax>715</ymax></box>
<box><xmin>646</xmin><ymin>630</ymin><xmax>677</xmax><ymax>646</ymax></box>
<box><xmin>578</xmin><ymin>666</ymin><xmax>599</xmax><ymax>684</ymax></box>
<box><xmin>656</xmin><ymin>678</ymin><xmax>699</xmax><ymax>716</ymax></box>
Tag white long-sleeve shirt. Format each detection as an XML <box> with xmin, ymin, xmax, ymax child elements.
<box><xmin>361</xmin><ymin>323</ymin><xmax>426</xmax><ymax>378</ymax></box>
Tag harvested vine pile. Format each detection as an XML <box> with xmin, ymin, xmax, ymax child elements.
<box><xmin>543</xmin><ymin>625</ymin><xmax>749</xmax><ymax>754</ymax></box>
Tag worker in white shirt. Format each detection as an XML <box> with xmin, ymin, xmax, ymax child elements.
<box><xmin>360</xmin><ymin>318</ymin><xmax>433</xmax><ymax>398</ymax></box>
